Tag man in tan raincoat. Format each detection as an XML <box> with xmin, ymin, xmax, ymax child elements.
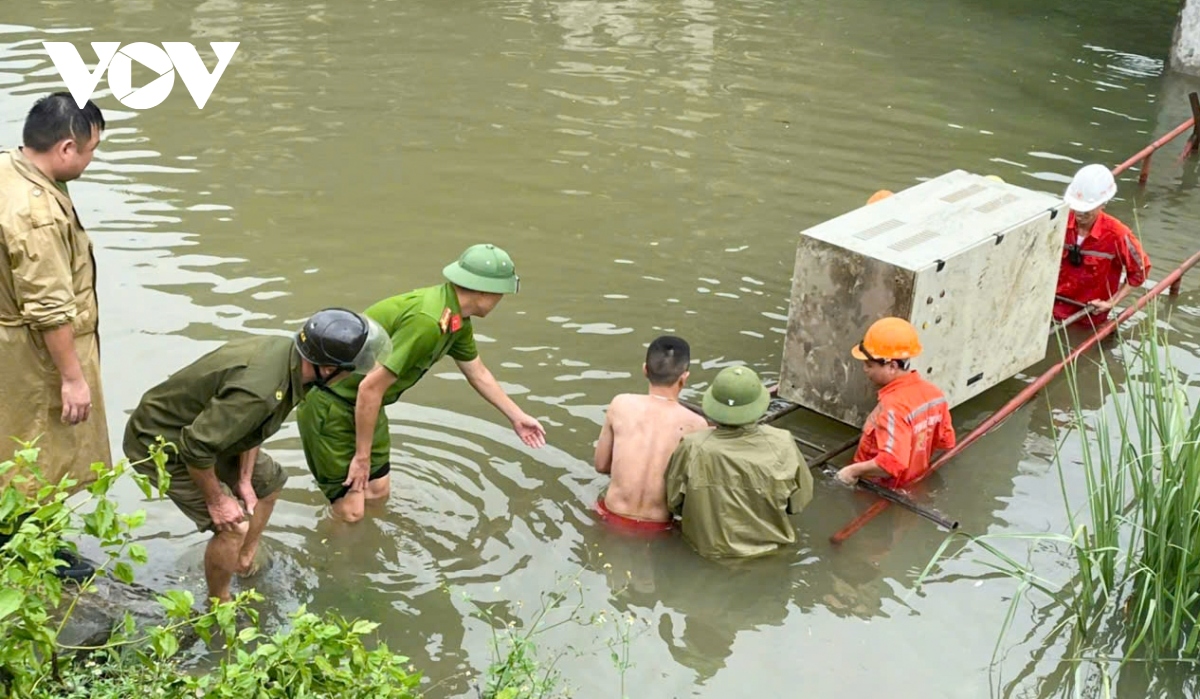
<box><xmin>665</xmin><ymin>365</ymin><xmax>813</xmax><ymax>559</ymax></box>
<box><xmin>0</xmin><ymin>92</ymin><xmax>109</xmax><ymax>499</ymax></box>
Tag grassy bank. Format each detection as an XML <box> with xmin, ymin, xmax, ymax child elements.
<box><xmin>0</xmin><ymin>442</ymin><xmax>424</xmax><ymax>698</ymax></box>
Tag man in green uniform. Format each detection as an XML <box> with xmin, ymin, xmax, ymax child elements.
<box><xmin>297</xmin><ymin>243</ymin><xmax>547</xmax><ymax>523</ymax></box>
<box><xmin>664</xmin><ymin>366</ymin><xmax>813</xmax><ymax>559</ymax></box>
<box><xmin>124</xmin><ymin>308</ymin><xmax>389</xmax><ymax>604</ymax></box>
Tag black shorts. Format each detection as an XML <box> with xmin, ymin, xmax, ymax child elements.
<box><xmin>327</xmin><ymin>462</ymin><xmax>392</xmax><ymax>503</ymax></box>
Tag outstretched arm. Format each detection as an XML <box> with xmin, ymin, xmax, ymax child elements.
<box><xmin>836</xmin><ymin>409</ymin><xmax>908</xmax><ymax>485</ymax></box>
<box><xmin>175</xmin><ymin>384</ymin><xmax>271</xmax><ymax>532</ymax></box>
<box><xmin>836</xmin><ymin>458</ymin><xmax>888</xmax><ymax>485</ymax></box>
<box><xmin>457</xmin><ymin>357</ymin><xmax>546</xmax><ymax>448</ymax></box>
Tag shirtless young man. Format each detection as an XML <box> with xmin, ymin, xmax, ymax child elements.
<box><xmin>593</xmin><ymin>336</ymin><xmax>709</xmax><ymax>533</ymax></box>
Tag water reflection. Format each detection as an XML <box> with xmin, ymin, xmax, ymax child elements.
<box><xmin>4</xmin><ymin>0</ymin><xmax>1200</xmax><ymax>696</ymax></box>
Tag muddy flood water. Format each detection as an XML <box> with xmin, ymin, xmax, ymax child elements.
<box><xmin>4</xmin><ymin>0</ymin><xmax>1200</xmax><ymax>696</ymax></box>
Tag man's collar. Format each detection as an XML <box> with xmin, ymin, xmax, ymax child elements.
<box><xmin>444</xmin><ymin>281</ymin><xmax>464</xmax><ymax>316</ymax></box>
<box><xmin>7</xmin><ymin>148</ymin><xmax>75</xmax><ymax>213</ymax></box>
<box><xmin>1069</xmin><ymin>211</ymin><xmax>1116</xmax><ymax>240</ymax></box>
<box><xmin>878</xmin><ymin>370</ymin><xmax>921</xmax><ymax>396</ymax></box>
<box><xmin>713</xmin><ymin>423</ymin><xmax>761</xmax><ymax>435</ymax></box>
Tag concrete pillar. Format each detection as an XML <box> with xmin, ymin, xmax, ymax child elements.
<box><xmin>1171</xmin><ymin>0</ymin><xmax>1200</xmax><ymax>77</ymax></box>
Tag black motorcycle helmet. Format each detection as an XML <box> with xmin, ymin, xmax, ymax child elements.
<box><xmin>294</xmin><ymin>308</ymin><xmax>370</xmax><ymax>372</ymax></box>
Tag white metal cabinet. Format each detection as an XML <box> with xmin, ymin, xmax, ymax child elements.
<box><xmin>778</xmin><ymin>170</ymin><xmax>1067</xmax><ymax>427</ymax></box>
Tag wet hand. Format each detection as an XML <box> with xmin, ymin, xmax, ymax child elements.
<box><xmin>512</xmin><ymin>412</ymin><xmax>547</xmax><ymax>448</ymax></box>
<box><xmin>835</xmin><ymin>466</ymin><xmax>859</xmax><ymax>486</ymax></box>
<box><xmin>61</xmin><ymin>377</ymin><xmax>91</xmax><ymax>425</ymax></box>
<box><xmin>344</xmin><ymin>454</ymin><xmax>370</xmax><ymax>492</ymax></box>
<box><xmin>234</xmin><ymin>480</ymin><xmax>258</xmax><ymax>517</ymax></box>
<box><xmin>208</xmin><ymin>494</ymin><xmax>246</xmax><ymax>533</ymax></box>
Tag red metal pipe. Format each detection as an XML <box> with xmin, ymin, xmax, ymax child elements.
<box><xmin>1112</xmin><ymin>118</ymin><xmax>1195</xmax><ymax>176</ymax></box>
<box><xmin>830</xmin><ymin>500</ymin><xmax>890</xmax><ymax>545</ymax></box>
<box><xmin>830</xmin><ymin>247</ymin><xmax>1200</xmax><ymax>544</ymax></box>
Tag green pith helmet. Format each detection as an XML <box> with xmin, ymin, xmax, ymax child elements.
<box><xmin>443</xmin><ymin>243</ymin><xmax>520</xmax><ymax>294</ymax></box>
<box><xmin>702</xmin><ymin>365</ymin><xmax>770</xmax><ymax>426</ymax></box>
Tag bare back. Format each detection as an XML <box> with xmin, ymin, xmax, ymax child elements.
<box><xmin>602</xmin><ymin>393</ymin><xmax>709</xmax><ymax>521</ymax></box>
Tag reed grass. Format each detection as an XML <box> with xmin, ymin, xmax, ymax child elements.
<box><xmin>1066</xmin><ymin>309</ymin><xmax>1200</xmax><ymax>661</ymax></box>
<box><xmin>917</xmin><ymin>303</ymin><xmax>1200</xmax><ymax>695</ymax></box>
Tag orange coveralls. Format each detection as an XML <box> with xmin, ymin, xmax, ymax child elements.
<box><xmin>853</xmin><ymin>372</ymin><xmax>956</xmax><ymax>489</ymax></box>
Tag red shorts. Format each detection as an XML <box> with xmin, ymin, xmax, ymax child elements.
<box><xmin>594</xmin><ymin>497</ymin><xmax>675</xmax><ymax>537</ymax></box>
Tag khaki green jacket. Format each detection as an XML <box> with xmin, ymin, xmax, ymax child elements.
<box><xmin>665</xmin><ymin>424</ymin><xmax>813</xmax><ymax>559</ymax></box>
<box><xmin>0</xmin><ymin>149</ymin><xmax>109</xmax><ymax>495</ymax></box>
<box><xmin>124</xmin><ymin>336</ymin><xmax>310</xmax><ymax>468</ymax></box>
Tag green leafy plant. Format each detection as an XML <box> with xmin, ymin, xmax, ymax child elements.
<box><xmin>464</xmin><ymin>570</ymin><xmax>647</xmax><ymax>699</ymax></box>
<box><xmin>0</xmin><ymin>438</ymin><xmax>166</xmax><ymax>697</ymax></box>
<box><xmin>0</xmin><ymin>441</ymin><xmax>421</xmax><ymax>699</ymax></box>
<box><xmin>193</xmin><ymin>602</ymin><xmax>420</xmax><ymax>698</ymax></box>
<box><xmin>38</xmin><ymin>594</ymin><xmax>421</xmax><ymax>699</ymax></box>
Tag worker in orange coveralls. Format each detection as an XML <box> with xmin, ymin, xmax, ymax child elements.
<box><xmin>836</xmin><ymin>318</ymin><xmax>955</xmax><ymax>489</ymax></box>
<box><xmin>1052</xmin><ymin>164</ymin><xmax>1150</xmax><ymax>327</ymax></box>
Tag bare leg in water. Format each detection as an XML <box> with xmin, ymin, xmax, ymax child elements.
<box><xmin>330</xmin><ymin>474</ymin><xmax>391</xmax><ymax>524</ymax></box>
<box><xmin>205</xmin><ymin>521</ymin><xmax>249</xmax><ymax>604</ymax></box>
<box><xmin>204</xmin><ymin>490</ymin><xmax>281</xmax><ymax>603</ymax></box>
<box><xmin>237</xmin><ymin>491</ymin><xmax>278</xmax><ymax>576</ymax></box>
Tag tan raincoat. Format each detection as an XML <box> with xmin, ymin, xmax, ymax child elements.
<box><xmin>0</xmin><ymin>148</ymin><xmax>110</xmax><ymax>497</ymax></box>
<box><xmin>665</xmin><ymin>424</ymin><xmax>814</xmax><ymax>559</ymax></box>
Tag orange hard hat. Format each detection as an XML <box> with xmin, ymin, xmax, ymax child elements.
<box><xmin>867</xmin><ymin>190</ymin><xmax>894</xmax><ymax>205</ymax></box>
<box><xmin>850</xmin><ymin>317</ymin><xmax>922</xmax><ymax>361</ymax></box>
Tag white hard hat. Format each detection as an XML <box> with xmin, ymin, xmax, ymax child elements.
<box><xmin>1063</xmin><ymin>164</ymin><xmax>1116</xmax><ymax>213</ymax></box>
